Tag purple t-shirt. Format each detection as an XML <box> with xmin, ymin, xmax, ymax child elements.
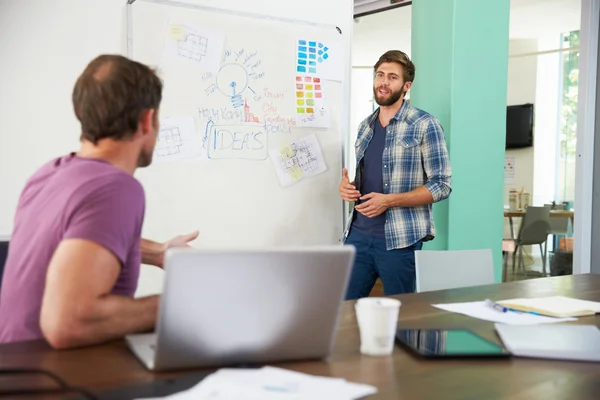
<box><xmin>0</xmin><ymin>154</ymin><xmax>145</xmax><ymax>343</ymax></box>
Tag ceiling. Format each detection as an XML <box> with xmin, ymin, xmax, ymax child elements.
<box><xmin>353</xmin><ymin>0</ymin><xmax>581</xmax><ymax>39</ymax></box>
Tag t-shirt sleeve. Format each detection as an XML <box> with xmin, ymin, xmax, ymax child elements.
<box><xmin>63</xmin><ymin>175</ymin><xmax>145</xmax><ymax>265</ymax></box>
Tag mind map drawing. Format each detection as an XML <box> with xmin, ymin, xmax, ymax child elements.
<box><xmin>204</xmin><ymin>48</ymin><xmax>266</xmax><ymax>108</ymax></box>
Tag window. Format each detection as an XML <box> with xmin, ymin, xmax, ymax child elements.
<box><xmin>555</xmin><ymin>30</ymin><xmax>579</xmax><ymax>205</ymax></box>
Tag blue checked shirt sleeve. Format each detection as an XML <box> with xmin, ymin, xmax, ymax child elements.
<box><xmin>422</xmin><ymin>118</ymin><xmax>452</xmax><ymax>202</ymax></box>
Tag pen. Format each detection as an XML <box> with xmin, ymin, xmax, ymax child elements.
<box><xmin>485</xmin><ymin>299</ymin><xmax>508</xmax><ymax>313</ymax></box>
<box><xmin>485</xmin><ymin>299</ymin><xmax>541</xmax><ymax>316</ymax></box>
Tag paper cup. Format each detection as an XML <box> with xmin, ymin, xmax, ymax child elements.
<box><xmin>355</xmin><ymin>297</ymin><xmax>401</xmax><ymax>356</ymax></box>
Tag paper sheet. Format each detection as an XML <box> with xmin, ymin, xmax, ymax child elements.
<box><xmin>295</xmin><ymin>38</ymin><xmax>343</xmax><ymax>81</ymax></box>
<box><xmin>153</xmin><ymin>115</ymin><xmax>203</xmax><ymax>163</ymax></box>
<box><xmin>504</xmin><ymin>155</ymin><xmax>516</xmax><ymax>183</ymax></box>
<box><xmin>269</xmin><ymin>134</ymin><xmax>328</xmax><ymax>187</ymax></box>
<box><xmin>163</xmin><ymin>18</ymin><xmax>225</xmax><ymax>73</ymax></box>
<box><xmin>294</xmin><ymin>75</ymin><xmax>330</xmax><ymax>128</ymax></box>
<box><xmin>432</xmin><ymin>301</ymin><xmax>577</xmax><ymax>325</ymax></box>
<box><xmin>134</xmin><ymin>366</ymin><xmax>377</xmax><ymax>400</ymax></box>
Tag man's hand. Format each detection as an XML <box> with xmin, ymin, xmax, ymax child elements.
<box><xmin>339</xmin><ymin>168</ymin><xmax>361</xmax><ymax>202</ymax></box>
<box><xmin>355</xmin><ymin>192</ymin><xmax>390</xmax><ymax>218</ymax></box>
<box><xmin>141</xmin><ymin>230</ymin><xmax>199</xmax><ymax>268</ymax></box>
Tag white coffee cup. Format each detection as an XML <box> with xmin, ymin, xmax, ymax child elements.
<box><xmin>355</xmin><ymin>297</ymin><xmax>401</xmax><ymax>356</ymax></box>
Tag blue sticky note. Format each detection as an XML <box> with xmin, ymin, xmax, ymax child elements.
<box><xmin>309</xmin><ymin>47</ymin><xmax>316</xmax><ymax>53</ymax></box>
<box><xmin>309</xmin><ymin>61</ymin><xmax>316</xmax><ymax>66</ymax></box>
<box><xmin>323</xmin><ymin>53</ymin><xmax>329</xmax><ymax>60</ymax></box>
<box><xmin>318</xmin><ymin>50</ymin><xmax>323</xmax><ymax>56</ymax></box>
<box><xmin>318</xmin><ymin>57</ymin><xmax>323</xmax><ymax>63</ymax></box>
<box><xmin>298</xmin><ymin>59</ymin><xmax>307</xmax><ymax>65</ymax></box>
<box><xmin>298</xmin><ymin>52</ymin><xmax>307</xmax><ymax>59</ymax></box>
<box><xmin>324</xmin><ymin>46</ymin><xmax>329</xmax><ymax>52</ymax></box>
<box><xmin>309</xmin><ymin>41</ymin><xmax>317</xmax><ymax>47</ymax></box>
<box><xmin>309</xmin><ymin>67</ymin><xmax>317</xmax><ymax>73</ymax></box>
<box><xmin>309</xmin><ymin>54</ymin><xmax>316</xmax><ymax>60</ymax></box>
<box><xmin>297</xmin><ymin>66</ymin><xmax>306</xmax><ymax>73</ymax></box>
<box><xmin>318</xmin><ymin>42</ymin><xmax>324</xmax><ymax>48</ymax></box>
<box><xmin>298</xmin><ymin>46</ymin><xmax>307</xmax><ymax>52</ymax></box>
<box><xmin>299</xmin><ymin>40</ymin><xmax>307</xmax><ymax>45</ymax></box>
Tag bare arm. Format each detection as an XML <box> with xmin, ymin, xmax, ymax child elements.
<box><xmin>40</xmin><ymin>239</ymin><xmax>158</xmax><ymax>349</ymax></box>
<box><xmin>385</xmin><ymin>185</ymin><xmax>434</xmax><ymax>208</ymax></box>
<box><xmin>140</xmin><ymin>238</ymin><xmax>164</xmax><ymax>267</ymax></box>
<box><xmin>140</xmin><ymin>231</ymin><xmax>199</xmax><ymax>268</ymax></box>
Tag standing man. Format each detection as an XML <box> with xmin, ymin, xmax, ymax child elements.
<box><xmin>340</xmin><ymin>50</ymin><xmax>451</xmax><ymax>300</ymax></box>
<box><xmin>0</xmin><ymin>54</ymin><xmax>198</xmax><ymax>348</ymax></box>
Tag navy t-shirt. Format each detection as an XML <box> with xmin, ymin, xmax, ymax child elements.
<box><xmin>352</xmin><ymin>118</ymin><xmax>387</xmax><ymax>238</ymax></box>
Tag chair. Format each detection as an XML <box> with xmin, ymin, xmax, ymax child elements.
<box><xmin>415</xmin><ymin>249</ymin><xmax>495</xmax><ymax>292</ymax></box>
<box><xmin>503</xmin><ymin>206</ymin><xmax>551</xmax><ymax>279</ymax></box>
<box><xmin>0</xmin><ymin>239</ymin><xmax>8</xmax><ymax>293</ymax></box>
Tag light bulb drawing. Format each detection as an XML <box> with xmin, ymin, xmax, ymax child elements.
<box><xmin>203</xmin><ymin>48</ymin><xmax>266</xmax><ymax>105</ymax></box>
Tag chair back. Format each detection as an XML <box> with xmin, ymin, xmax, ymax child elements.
<box><xmin>415</xmin><ymin>249</ymin><xmax>495</xmax><ymax>292</ymax></box>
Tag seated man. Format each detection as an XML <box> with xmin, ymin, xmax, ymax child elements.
<box><xmin>0</xmin><ymin>54</ymin><xmax>197</xmax><ymax>349</ymax></box>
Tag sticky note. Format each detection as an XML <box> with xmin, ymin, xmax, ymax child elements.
<box><xmin>296</xmin><ymin>84</ymin><xmax>303</xmax><ymax>89</ymax></box>
<box><xmin>289</xmin><ymin>164</ymin><xmax>304</xmax><ymax>181</ymax></box>
<box><xmin>305</xmin><ymin>84</ymin><xmax>313</xmax><ymax>90</ymax></box>
<box><xmin>306</xmin><ymin>99</ymin><xmax>315</xmax><ymax>106</ymax></box>
<box><xmin>296</xmin><ymin>91</ymin><xmax>304</xmax><ymax>98</ymax></box>
<box><xmin>279</xmin><ymin>145</ymin><xmax>294</xmax><ymax>160</ymax></box>
<box><xmin>315</xmin><ymin>92</ymin><xmax>322</xmax><ymax>98</ymax></box>
<box><xmin>169</xmin><ymin>24</ymin><xmax>184</xmax><ymax>40</ymax></box>
<box><xmin>306</xmin><ymin>108</ymin><xmax>314</xmax><ymax>113</ymax></box>
<box><xmin>297</xmin><ymin>108</ymin><xmax>305</xmax><ymax>113</ymax></box>
<box><xmin>297</xmin><ymin>99</ymin><xmax>305</xmax><ymax>106</ymax></box>
<box><xmin>306</xmin><ymin>92</ymin><xmax>313</xmax><ymax>98</ymax></box>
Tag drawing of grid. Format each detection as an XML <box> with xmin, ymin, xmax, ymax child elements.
<box><xmin>280</xmin><ymin>141</ymin><xmax>319</xmax><ymax>173</ymax></box>
<box><xmin>296</xmin><ymin>40</ymin><xmax>329</xmax><ymax>74</ymax></box>
<box><xmin>295</xmin><ymin>76</ymin><xmax>323</xmax><ymax>115</ymax></box>
<box><xmin>155</xmin><ymin>127</ymin><xmax>183</xmax><ymax>157</ymax></box>
<box><xmin>178</xmin><ymin>34</ymin><xmax>208</xmax><ymax>62</ymax></box>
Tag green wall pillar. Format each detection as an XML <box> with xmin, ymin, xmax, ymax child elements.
<box><xmin>411</xmin><ymin>0</ymin><xmax>510</xmax><ymax>282</ymax></box>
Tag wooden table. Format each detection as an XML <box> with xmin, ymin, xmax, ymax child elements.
<box><xmin>1</xmin><ymin>275</ymin><xmax>599</xmax><ymax>399</ymax></box>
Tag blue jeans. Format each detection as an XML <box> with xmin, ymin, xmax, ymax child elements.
<box><xmin>344</xmin><ymin>229</ymin><xmax>423</xmax><ymax>300</ymax></box>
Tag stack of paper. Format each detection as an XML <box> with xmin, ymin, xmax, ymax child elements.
<box><xmin>136</xmin><ymin>366</ymin><xmax>377</xmax><ymax>400</ymax></box>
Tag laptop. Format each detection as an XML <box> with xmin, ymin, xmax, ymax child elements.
<box><xmin>125</xmin><ymin>246</ymin><xmax>355</xmax><ymax>371</ymax></box>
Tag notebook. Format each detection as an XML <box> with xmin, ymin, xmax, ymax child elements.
<box><xmin>497</xmin><ymin>296</ymin><xmax>600</xmax><ymax>318</ymax></box>
<box><xmin>494</xmin><ymin>324</ymin><xmax>600</xmax><ymax>362</ymax></box>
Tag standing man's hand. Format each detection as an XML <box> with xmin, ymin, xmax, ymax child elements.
<box><xmin>339</xmin><ymin>168</ymin><xmax>361</xmax><ymax>202</ymax></box>
<box><xmin>355</xmin><ymin>193</ymin><xmax>389</xmax><ymax>217</ymax></box>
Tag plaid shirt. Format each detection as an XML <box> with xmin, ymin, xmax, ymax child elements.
<box><xmin>347</xmin><ymin>101</ymin><xmax>452</xmax><ymax>250</ymax></box>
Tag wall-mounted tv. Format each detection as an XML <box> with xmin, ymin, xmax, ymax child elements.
<box><xmin>506</xmin><ymin>103</ymin><xmax>534</xmax><ymax>149</ymax></box>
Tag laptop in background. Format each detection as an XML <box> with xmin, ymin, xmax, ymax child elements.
<box><xmin>126</xmin><ymin>246</ymin><xmax>355</xmax><ymax>371</ymax></box>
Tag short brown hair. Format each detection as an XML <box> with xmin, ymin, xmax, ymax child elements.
<box><xmin>72</xmin><ymin>54</ymin><xmax>163</xmax><ymax>144</ymax></box>
<box><xmin>374</xmin><ymin>50</ymin><xmax>415</xmax><ymax>83</ymax></box>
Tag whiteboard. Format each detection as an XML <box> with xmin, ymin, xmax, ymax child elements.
<box><xmin>128</xmin><ymin>0</ymin><xmax>351</xmax><ymax>248</ymax></box>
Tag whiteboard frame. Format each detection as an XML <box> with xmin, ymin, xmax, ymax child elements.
<box><xmin>125</xmin><ymin>0</ymin><xmax>352</xmax><ymax>244</ymax></box>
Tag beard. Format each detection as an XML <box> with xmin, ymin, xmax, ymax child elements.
<box><xmin>137</xmin><ymin>147</ymin><xmax>154</xmax><ymax>168</ymax></box>
<box><xmin>373</xmin><ymin>85</ymin><xmax>404</xmax><ymax>106</ymax></box>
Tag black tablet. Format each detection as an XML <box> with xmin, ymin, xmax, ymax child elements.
<box><xmin>396</xmin><ymin>329</ymin><xmax>511</xmax><ymax>358</ymax></box>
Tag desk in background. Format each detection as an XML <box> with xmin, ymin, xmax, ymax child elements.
<box><xmin>504</xmin><ymin>209</ymin><xmax>575</xmax><ymax>240</ymax></box>
<box><xmin>1</xmin><ymin>274</ymin><xmax>599</xmax><ymax>399</ymax></box>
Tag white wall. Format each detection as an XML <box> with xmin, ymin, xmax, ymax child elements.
<box><xmin>0</xmin><ymin>0</ymin><xmax>127</xmax><ymax>236</ymax></box>
<box><xmin>352</xmin><ymin>6</ymin><xmax>412</xmax><ymax>66</ymax></box>
<box><xmin>0</xmin><ymin>0</ymin><xmax>354</xmax><ymax>298</ymax></box>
